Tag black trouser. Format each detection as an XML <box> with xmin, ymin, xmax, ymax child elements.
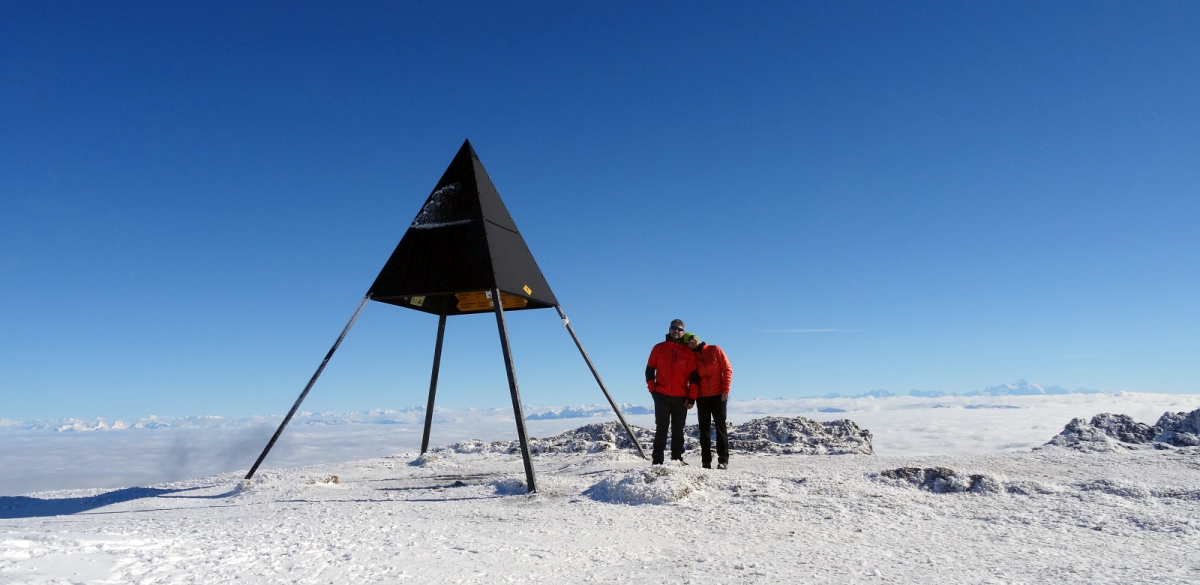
<box><xmin>651</xmin><ymin>392</ymin><xmax>688</xmax><ymax>464</ymax></box>
<box><xmin>696</xmin><ymin>395</ymin><xmax>728</xmax><ymax>466</ymax></box>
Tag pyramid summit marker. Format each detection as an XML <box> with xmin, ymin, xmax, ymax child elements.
<box><xmin>244</xmin><ymin>140</ymin><xmax>646</xmax><ymax>492</ymax></box>
<box><xmin>368</xmin><ymin>140</ymin><xmax>558</xmax><ymax>315</ymax></box>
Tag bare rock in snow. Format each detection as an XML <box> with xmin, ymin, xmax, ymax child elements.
<box><xmin>879</xmin><ymin>467</ymin><xmax>996</xmax><ymax>494</ymax></box>
<box><xmin>687</xmin><ymin>416</ymin><xmax>874</xmax><ymax>455</ymax></box>
<box><xmin>527</xmin><ymin>422</ymin><xmax>655</xmax><ymax>454</ymax></box>
<box><xmin>433</xmin><ymin>417</ymin><xmax>873</xmax><ymax>456</ymax></box>
<box><xmin>431</xmin><ymin>422</ymin><xmax>654</xmax><ymax>455</ymax></box>
<box><xmin>1154</xmin><ymin>409</ymin><xmax>1200</xmax><ymax>447</ymax></box>
<box><xmin>1089</xmin><ymin>413</ymin><xmax>1160</xmax><ymax>444</ymax></box>
<box><xmin>1045</xmin><ymin>414</ymin><xmax>1159</xmax><ymax>451</ymax></box>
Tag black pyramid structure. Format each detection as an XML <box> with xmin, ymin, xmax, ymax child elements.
<box><xmin>368</xmin><ymin>140</ymin><xmax>558</xmax><ymax>316</ymax></box>
<box><xmin>244</xmin><ymin>140</ymin><xmax>645</xmax><ymax>493</ymax></box>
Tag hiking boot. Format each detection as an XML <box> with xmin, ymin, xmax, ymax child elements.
<box><xmin>717</xmin><ymin>462</ymin><xmax>727</xmax><ymax>470</ymax></box>
<box><xmin>702</xmin><ymin>463</ymin><xmax>712</xmax><ymax>469</ymax></box>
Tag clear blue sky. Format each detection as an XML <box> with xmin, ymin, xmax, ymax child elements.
<box><xmin>2</xmin><ymin>1</ymin><xmax>1198</xmax><ymax>421</ymax></box>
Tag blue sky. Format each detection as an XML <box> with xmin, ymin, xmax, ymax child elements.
<box><xmin>2</xmin><ymin>1</ymin><xmax>1198</xmax><ymax>420</ymax></box>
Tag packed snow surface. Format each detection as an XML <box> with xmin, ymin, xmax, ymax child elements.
<box><xmin>3</xmin><ymin>442</ymin><xmax>1199</xmax><ymax>583</ymax></box>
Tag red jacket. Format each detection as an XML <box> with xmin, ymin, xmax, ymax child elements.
<box><xmin>692</xmin><ymin>343</ymin><xmax>732</xmax><ymax>398</ymax></box>
<box><xmin>646</xmin><ymin>338</ymin><xmax>698</xmax><ymax>399</ymax></box>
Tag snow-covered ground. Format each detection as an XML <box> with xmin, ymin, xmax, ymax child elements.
<box><xmin>2</xmin><ymin>393</ymin><xmax>1199</xmax><ymax>583</ymax></box>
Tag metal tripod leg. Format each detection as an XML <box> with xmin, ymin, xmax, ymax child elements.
<box><xmin>555</xmin><ymin>305</ymin><xmax>648</xmax><ymax>459</ymax></box>
<box><xmin>420</xmin><ymin>314</ymin><xmax>447</xmax><ymax>453</ymax></box>
<box><xmin>492</xmin><ymin>288</ymin><xmax>538</xmax><ymax>493</ymax></box>
<box><xmin>245</xmin><ymin>295</ymin><xmax>370</xmax><ymax>480</ymax></box>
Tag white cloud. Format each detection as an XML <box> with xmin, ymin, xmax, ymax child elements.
<box><xmin>764</xmin><ymin>328</ymin><xmax>859</xmax><ymax>333</ymax></box>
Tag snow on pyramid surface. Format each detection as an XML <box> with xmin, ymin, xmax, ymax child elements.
<box><xmin>432</xmin><ymin>416</ymin><xmax>873</xmax><ymax>456</ymax></box>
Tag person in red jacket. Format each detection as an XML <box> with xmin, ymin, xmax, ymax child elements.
<box><xmin>683</xmin><ymin>332</ymin><xmax>733</xmax><ymax>469</ymax></box>
<box><xmin>645</xmin><ymin>319</ymin><xmax>699</xmax><ymax>465</ymax></box>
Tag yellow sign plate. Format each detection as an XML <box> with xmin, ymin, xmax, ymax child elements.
<box><xmin>455</xmin><ymin>291</ymin><xmax>529</xmax><ymax>312</ymax></box>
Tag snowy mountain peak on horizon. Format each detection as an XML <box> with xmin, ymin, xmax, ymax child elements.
<box><xmin>528</xmin><ymin>404</ymin><xmax>652</xmax><ymax>420</ymax></box>
<box><xmin>965</xmin><ymin>380</ymin><xmax>1106</xmax><ymax>397</ymax></box>
<box><xmin>818</xmin><ymin>381</ymin><xmax>1108</xmax><ymax>399</ymax></box>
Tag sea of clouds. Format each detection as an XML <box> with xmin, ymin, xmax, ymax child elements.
<box><xmin>3</xmin><ymin>382</ymin><xmax>1199</xmax><ymax>496</ymax></box>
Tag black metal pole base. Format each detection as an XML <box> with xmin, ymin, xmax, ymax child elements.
<box><xmin>421</xmin><ymin>314</ymin><xmax>447</xmax><ymax>453</ymax></box>
<box><xmin>245</xmin><ymin>295</ymin><xmax>370</xmax><ymax>481</ymax></box>
<box><xmin>555</xmin><ymin>306</ymin><xmax>648</xmax><ymax>459</ymax></box>
<box><xmin>493</xmin><ymin>288</ymin><xmax>538</xmax><ymax>493</ymax></box>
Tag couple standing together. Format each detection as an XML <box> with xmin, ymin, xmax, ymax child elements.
<box><xmin>645</xmin><ymin>319</ymin><xmax>733</xmax><ymax>469</ymax></box>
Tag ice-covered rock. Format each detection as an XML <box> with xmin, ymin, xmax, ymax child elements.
<box><xmin>1044</xmin><ymin>413</ymin><xmax>1159</xmax><ymax>451</ymax></box>
<box><xmin>433</xmin><ymin>422</ymin><xmax>651</xmax><ymax>455</ymax></box>
<box><xmin>433</xmin><ymin>416</ymin><xmax>873</xmax><ymax>456</ymax></box>
<box><xmin>878</xmin><ymin>467</ymin><xmax>995</xmax><ymax>494</ymax></box>
<box><xmin>1154</xmin><ymin>409</ymin><xmax>1200</xmax><ymax>447</ymax></box>
<box><xmin>687</xmin><ymin>416</ymin><xmax>873</xmax><ymax>455</ymax></box>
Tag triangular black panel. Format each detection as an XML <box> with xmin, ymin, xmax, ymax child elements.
<box><xmin>367</xmin><ymin>140</ymin><xmax>559</xmax><ymax>315</ymax></box>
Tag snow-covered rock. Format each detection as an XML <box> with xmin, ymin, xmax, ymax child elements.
<box><xmin>432</xmin><ymin>417</ymin><xmax>874</xmax><ymax>457</ymax></box>
<box><xmin>433</xmin><ymin>421</ymin><xmax>651</xmax><ymax>455</ymax></box>
<box><xmin>877</xmin><ymin>467</ymin><xmax>997</xmax><ymax>493</ymax></box>
<box><xmin>1045</xmin><ymin>413</ymin><xmax>1159</xmax><ymax>451</ymax></box>
<box><xmin>689</xmin><ymin>416</ymin><xmax>873</xmax><ymax>455</ymax></box>
<box><xmin>1154</xmin><ymin>409</ymin><xmax>1200</xmax><ymax>446</ymax></box>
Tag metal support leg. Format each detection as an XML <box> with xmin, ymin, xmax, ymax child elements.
<box><xmin>492</xmin><ymin>287</ymin><xmax>538</xmax><ymax>493</ymax></box>
<box><xmin>555</xmin><ymin>305</ymin><xmax>648</xmax><ymax>459</ymax></box>
<box><xmin>420</xmin><ymin>314</ymin><xmax>447</xmax><ymax>453</ymax></box>
<box><xmin>244</xmin><ymin>295</ymin><xmax>370</xmax><ymax>480</ymax></box>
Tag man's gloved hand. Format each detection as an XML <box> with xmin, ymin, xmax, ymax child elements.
<box><xmin>647</xmin><ymin>381</ymin><xmax>655</xmax><ymax>393</ymax></box>
<box><xmin>685</xmin><ymin>400</ymin><xmax>695</xmax><ymax>409</ymax></box>
<box><xmin>721</xmin><ymin>394</ymin><xmax>728</xmax><ymax>402</ymax></box>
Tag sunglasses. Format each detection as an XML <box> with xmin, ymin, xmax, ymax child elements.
<box><xmin>670</xmin><ymin>326</ymin><xmax>684</xmax><ymax>332</ymax></box>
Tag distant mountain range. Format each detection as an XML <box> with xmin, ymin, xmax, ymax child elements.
<box><xmin>826</xmin><ymin>380</ymin><xmax>1107</xmax><ymax>399</ymax></box>
<box><xmin>3</xmin><ymin>384</ymin><xmax>1118</xmax><ymax>431</ymax></box>
<box><xmin>527</xmin><ymin>404</ymin><xmax>653</xmax><ymax>420</ymax></box>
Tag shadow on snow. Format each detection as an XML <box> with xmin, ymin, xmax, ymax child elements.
<box><xmin>0</xmin><ymin>485</ymin><xmax>237</xmax><ymax>519</ymax></box>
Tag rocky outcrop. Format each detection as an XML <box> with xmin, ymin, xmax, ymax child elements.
<box><xmin>433</xmin><ymin>421</ymin><xmax>652</xmax><ymax>455</ymax></box>
<box><xmin>433</xmin><ymin>416</ymin><xmax>873</xmax><ymax>456</ymax></box>
<box><xmin>687</xmin><ymin>416</ymin><xmax>873</xmax><ymax>455</ymax></box>
<box><xmin>1045</xmin><ymin>414</ymin><xmax>1159</xmax><ymax>451</ymax></box>
<box><xmin>878</xmin><ymin>467</ymin><xmax>998</xmax><ymax>493</ymax></box>
<box><xmin>1155</xmin><ymin>410</ymin><xmax>1200</xmax><ymax>446</ymax></box>
<box><xmin>1045</xmin><ymin>408</ymin><xmax>1200</xmax><ymax>451</ymax></box>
